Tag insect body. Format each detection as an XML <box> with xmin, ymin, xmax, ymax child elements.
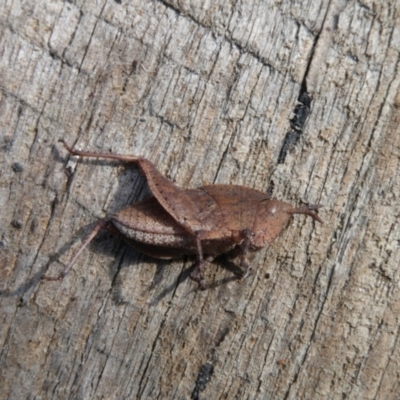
<box><xmin>45</xmin><ymin>141</ymin><xmax>322</xmax><ymax>289</ymax></box>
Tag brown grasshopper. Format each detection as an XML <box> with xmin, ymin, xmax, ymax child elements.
<box><xmin>44</xmin><ymin>140</ymin><xmax>323</xmax><ymax>289</ymax></box>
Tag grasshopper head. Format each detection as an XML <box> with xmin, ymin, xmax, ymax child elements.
<box><xmin>252</xmin><ymin>199</ymin><xmax>322</xmax><ymax>249</ymax></box>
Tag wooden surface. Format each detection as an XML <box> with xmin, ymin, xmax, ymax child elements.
<box><xmin>1</xmin><ymin>0</ymin><xmax>400</xmax><ymax>399</ymax></box>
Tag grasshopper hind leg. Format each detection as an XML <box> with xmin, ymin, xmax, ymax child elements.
<box><xmin>42</xmin><ymin>220</ymin><xmax>114</xmax><ymax>281</ymax></box>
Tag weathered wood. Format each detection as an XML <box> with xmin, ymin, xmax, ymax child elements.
<box><xmin>1</xmin><ymin>0</ymin><xmax>399</xmax><ymax>399</ymax></box>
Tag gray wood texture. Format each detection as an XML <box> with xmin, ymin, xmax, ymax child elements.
<box><xmin>1</xmin><ymin>0</ymin><xmax>400</xmax><ymax>399</ymax></box>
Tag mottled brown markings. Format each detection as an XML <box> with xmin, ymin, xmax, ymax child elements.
<box><xmin>43</xmin><ymin>140</ymin><xmax>322</xmax><ymax>289</ymax></box>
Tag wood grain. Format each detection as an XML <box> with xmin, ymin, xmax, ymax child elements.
<box><xmin>1</xmin><ymin>0</ymin><xmax>399</xmax><ymax>399</ymax></box>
